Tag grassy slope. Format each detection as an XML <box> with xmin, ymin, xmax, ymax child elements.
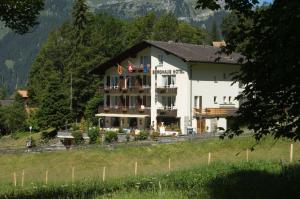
<box><xmin>0</xmin><ymin>132</ymin><xmax>42</xmax><ymax>148</ymax></box>
<box><xmin>0</xmin><ymin>136</ymin><xmax>299</xmax><ymax>186</ymax></box>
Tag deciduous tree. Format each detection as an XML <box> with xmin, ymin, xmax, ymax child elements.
<box><xmin>196</xmin><ymin>0</ymin><xmax>300</xmax><ymax>140</ymax></box>
<box><xmin>0</xmin><ymin>0</ymin><xmax>44</xmax><ymax>34</ymax></box>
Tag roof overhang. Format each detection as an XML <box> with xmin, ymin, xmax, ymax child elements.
<box><xmin>95</xmin><ymin>113</ymin><xmax>149</xmax><ymax>118</ymax></box>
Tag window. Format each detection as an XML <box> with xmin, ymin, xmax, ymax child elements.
<box><xmin>143</xmin><ymin>75</ymin><xmax>151</xmax><ymax>87</ymax></box>
<box><xmin>140</xmin><ymin>56</ymin><xmax>150</xmax><ymax>66</ymax></box>
<box><xmin>146</xmin><ymin>96</ymin><xmax>151</xmax><ymax>107</ymax></box>
<box><xmin>214</xmin><ymin>96</ymin><xmax>217</xmax><ymax>104</ymax></box>
<box><xmin>194</xmin><ymin>96</ymin><xmax>202</xmax><ymax>108</ymax></box>
<box><xmin>162</xmin><ymin>96</ymin><xmax>176</xmax><ymax>108</ymax></box>
<box><xmin>162</xmin><ymin>75</ymin><xmax>176</xmax><ymax>87</ymax></box>
<box><xmin>130</xmin><ymin>96</ymin><xmax>136</xmax><ymax>108</ymax></box>
<box><xmin>158</xmin><ymin>54</ymin><xmax>163</xmax><ymax>64</ymax></box>
<box><xmin>223</xmin><ymin>73</ymin><xmax>227</xmax><ymax>80</ymax></box>
<box><xmin>223</xmin><ymin>96</ymin><xmax>227</xmax><ymax>104</ymax></box>
<box><xmin>229</xmin><ymin>96</ymin><xmax>232</xmax><ymax>104</ymax></box>
<box><xmin>194</xmin><ymin>96</ymin><xmax>198</xmax><ymax>108</ymax></box>
<box><xmin>112</xmin><ymin>96</ymin><xmax>119</xmax><ymax>107</ymax></box>
<box><xmin>112</xmin><ymin>76</ymin><xmax>119</xmax><ymax>88</ymax></box>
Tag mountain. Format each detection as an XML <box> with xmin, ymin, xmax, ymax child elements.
<box><xmin>0</xmin><ymin>0</ymin><xmax>225</xmax><ymax>95</ymax></box>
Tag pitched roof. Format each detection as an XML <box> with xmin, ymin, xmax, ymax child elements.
<box><xmin>91</xmin><ymin>40</ymin><xmax>242</xmax><ymax>74</ymax></box>
<box><xmin>17</xmin><ymin>90</ymin><xmax>28</xmax><ymax>98</ymax></box>
<box><xmin>212</xmin><ymin>40</ymin><xmax>226</xmax><ymax>48</ymax></box>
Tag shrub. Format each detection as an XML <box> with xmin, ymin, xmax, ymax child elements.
<box><xmin>126</xmin><ymin>134</ymin><xmax>130</xmax><ymax>142</ymax></box>
<box><xmin>151</xmin><ymin>131</ymin><xmax>160</xmax><ymax>140</ymax></box>
<box><xmin>88</xmin><ymin>128</ymin><xmax>99</xmax><ymax>144</ymax></box>
<box><xmin>118</xmin><ymin>127</ymin><xmax>124</xmax><ymax>134</ymax></box>
<box><xmin>41</xmin><ymin>128</ymin><xmax>57</xmax><ymax>142</ymax></box>
<box><xmin>72</xmin><ymin>131</ymin><xmax>83</xmax><ymax>145</ymax></box>
<box><xmin>105</xmin><ymin>131</ymin><xmax>118</xmax><ymax>143</ymax></box>
<box><xmin>135</xmin><ymin>131</ymin><xmax>149</xmax><ymax>141</ymax></box>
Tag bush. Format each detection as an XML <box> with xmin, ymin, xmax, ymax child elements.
<box><xmin>151</xmin><ymin>131</ymin><xmax>160</xmax><ymax>140</ymax></box>
<box><xmin>105</xmin><ymin>131</ymin><xmax>118</xmax><ymax>143</ymax></box>
<box><xmin>118</xmin><ymin>127</ymin><xmax>124</xmax><ymax>134</ymax></box>
<box><xmin>135</xmin><ymin>131</ymin><xmax>149</xmax><ymax>141</ymax></box>
<box><xmin>72</xmin><ymin>131</ymin><xmax>83</xmax><ymax>145</ymax></box>
<box><xmin>88</xmin><ymin>128</ymin><xmax>99</xmax><ymax>144</ymax></box>
<box><xmin>41</xmin><ymin>128</ymin><xmax>57</xmax><ymax>142</ymax></box>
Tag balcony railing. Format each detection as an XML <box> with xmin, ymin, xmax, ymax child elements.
<box><xmin>156</xmin><ymin>86</ymin><xmax>177</xmax><ymax>94</ymax></box>
<box><xmin>157</xmin><ymin>107</ymin><xmax>177</xmax><ymax>117</ymax></box>
<box><xmin>98</xmin><ymin>106</ymin><xmax>150</xmax><ymax>115</ymax></box>
<box><xmin>194</xmin><ymin>107</ymin><xmax>238</xmax><ymax>117</ymax></box>
<box><xmin>99</xmin><ymin>85</ymin><xmax>151</xmax><ymax>94</ymax></box>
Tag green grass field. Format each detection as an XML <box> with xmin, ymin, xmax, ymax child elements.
<box><xmin>1</xmin><ymin>161</ymin><xmax>300</xmax><ymax>199</ymax></box>
<box><xmin>0</xmin><ymin>136</ymin><xmax>299</xmax><ymax>187</ymax></box>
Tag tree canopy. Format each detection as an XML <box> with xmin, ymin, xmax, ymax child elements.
<box><xmin>0</xmin><ymin>0</ymin><xmax>44</xmax><ymax>34</ymax></box>
<box><xmin>196</xmin><ymin>0</ymin><xmax>300</xmax><ymax>140</ymax></box>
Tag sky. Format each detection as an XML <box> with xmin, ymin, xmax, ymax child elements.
<box><xmin>259</xmin><ymin>0</ymin><xmax>273</xmax><ymax>4</ymax></box>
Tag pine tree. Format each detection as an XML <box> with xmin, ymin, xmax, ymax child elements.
<box><xmin>72</xmin><ymin>0</ymin><xmax>89</xmax><ymax>44</ymax></box>
<box><xmin>36</xmin><ymin>76</ymin><xmax>72</xmax><ymax>129</ymax></box>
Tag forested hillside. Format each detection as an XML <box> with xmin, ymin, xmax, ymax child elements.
<box><xmin>0</xmin><ymin>0</ymin><xmax>224</xmax><ymax>96</ymax></box>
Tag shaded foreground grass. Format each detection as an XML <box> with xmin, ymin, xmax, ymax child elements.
<box><xmin>0</xmin><ymin>136</ymin><xmax>299</xmax><ymax>186</ymax></box>
<box><xmin>1</xmin><ymin>161</ymin><xmax>300</xmax><ymax>199</ymax></box>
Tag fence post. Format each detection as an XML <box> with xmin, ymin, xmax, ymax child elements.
<box><xmin>168</xmin><ymin>158</ymin><xmax>171</xmax><ymax>172</ymax></box>
<box><xmin>45</xmin><ymin>170</ymin><xmax>48</xmax><ymax>185</ymax></box>
<box><xmin>72</xmin><ymin>166</ymin><xmax>75</xmax><ymax>183</ymax></box>
<box><xmin>290</xmin><ymin>144</ymin><xmax>294</xmax><ymax>163</ymax></box>
<box><xmin>13</xmin><ymin>172</ymin><xmax>17</xmax><ymax>187</ymax></box>
<box><xmin>134</xmin><ymin>162</ymin><xmax>138</xmax><ymax>176</ymax></box>
<box><xmin>208</xmin><ymin>152</ymin><xmax>211</xmax><ymax>165</ymax></box>
<box><xmin>102</xmin><ymin>167</ymin><xmax>106</xmax><ymax>182</ymax></box>
<box><xmin>246</xmin><ymin>149</ymin><xmax>249</xmax><ymax>162</ymax></box>
<box><xmin>21</xmin><ymin>170</ymin><xmax>24</xmax><ymax>187</ymax></box>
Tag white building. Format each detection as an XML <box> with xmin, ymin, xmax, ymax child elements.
<box><xmin>93</xmin><ymin>41</ymin><xmax>242</xmax><ymax>135</ymax></box>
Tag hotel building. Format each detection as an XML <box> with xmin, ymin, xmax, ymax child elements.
<box><xmin>93</xmin><ymin>41</ymin><xmax>242</xmax><ymax>134</ymax></box>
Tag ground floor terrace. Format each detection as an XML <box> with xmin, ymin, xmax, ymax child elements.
<box><xmin>96</xmin><ymin>113</ymin><xmax>232</xmax><ymax>135</ymax></box>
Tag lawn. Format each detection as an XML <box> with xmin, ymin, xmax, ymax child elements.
<box><xmin>0</xmin><ymin>135</ymin><xmax>299</xmax><ymax>187</ymax></box>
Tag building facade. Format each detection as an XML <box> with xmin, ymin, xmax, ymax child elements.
<box><xmin>93</xmin><ymin>41</ymin><xmax>242</xmax><ymax>134</ymax></box>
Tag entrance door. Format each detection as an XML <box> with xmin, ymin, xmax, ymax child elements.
<box><xmin>197</xmin><ymin>119</ymin><xmax>205</xmax><ymax>134</ymax></box>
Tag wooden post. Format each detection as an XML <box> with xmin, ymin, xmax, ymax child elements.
<box><xmin>208</xmin><ymin>152</ymin><xmax>211</xmax><ymax>165</ymax></box>
<box><xmin>134</xmin><ymin>162</ymin><xmax>137</xmax><ymax>176</ymax></box>
<box><xmin>72</xmin><ymin>166</ymin><xmax>75</xmax><ymax>183</ymax></box>
<box><xmin>21</xmin><ymin>170</ymin><xmax>24</xmax><ymax>187</ymax></box>
<box><xmin>45</xmin><ymin>170</ymin><xmax>48</xmax><ymax>185</ymax></box>
<box><xmin>102</xmin><ymin>167</ymin><xmax>106</xmax><ymax>182</ymax></box>
<box><xmin>290</xmin><ymin>144</ymin><xmax>294</xmax><ymax>163</ymax></box>
<box><xmin>168</xmin><ymin>158</ymin><xmax>171</xmax><ymax>172</ymax></box>
<box><xmin>246</xmin><ymin>149</ymin><xmax>249</xmax><ymax>162</ymax></box>
<box><xmin>13</xmin><ymin>172</ymin><xmax>17</xmax><ymax>187</ymax></box>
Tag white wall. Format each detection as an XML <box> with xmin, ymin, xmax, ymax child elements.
<box><xmin>150</xmin><ymin>47</ymin><xmax>189</xmax><ymax>134</ymax></box>
<box><xmin>191</xmin><ymin>63</ymin><xmax>240</xmax><ymax>109</ymax></box>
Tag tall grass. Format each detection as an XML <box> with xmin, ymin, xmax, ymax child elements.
<box><xmin>1</xmin><ymin>161</ymin><xmax>300</xmax><ymax>199</ymax></box>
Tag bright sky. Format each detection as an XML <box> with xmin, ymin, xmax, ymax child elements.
<box><xmin>259</xmin><ymin>0</ymin><xmax>273</xmax><ymax>4</ymax></box>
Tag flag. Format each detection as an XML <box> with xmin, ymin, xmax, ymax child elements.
<box><xmin>117</xmin><ymin>64</ymin><xmax>123</xmax><ymax>75</ymax></box>
<box><xmin>128</xmin><ymin>61</ymin><xmax>133</xmax><ymax>73</ymax></box>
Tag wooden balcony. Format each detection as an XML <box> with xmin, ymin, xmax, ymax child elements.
<box><xmin>194</xmin><ymin>107</ymin><xmax>238</xmax><ymax>117</ymax></box>
<box><xmin>156</xmin><ymin>87</ymin><xmax>177</xmax><ymax>94</ymax></box>
<box><xmin>98</xmin><ymin>106</ymin><xmax>150</xmax><ymax>115</ymax></box>
<box><xmin>157</xmin><ymin>108</ymin><xmax>177</xmax><ymax>117</ymax></box>
<box><xmin>99</xmin><ymin>85</ymin><xmax>151</xmax><ymax>94</ymax></box>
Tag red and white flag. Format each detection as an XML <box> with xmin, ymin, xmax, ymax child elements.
<box><xmin>128</xmin><ymin>61</ymin><xmax>133</xmax><ymax>73</ymax></box>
